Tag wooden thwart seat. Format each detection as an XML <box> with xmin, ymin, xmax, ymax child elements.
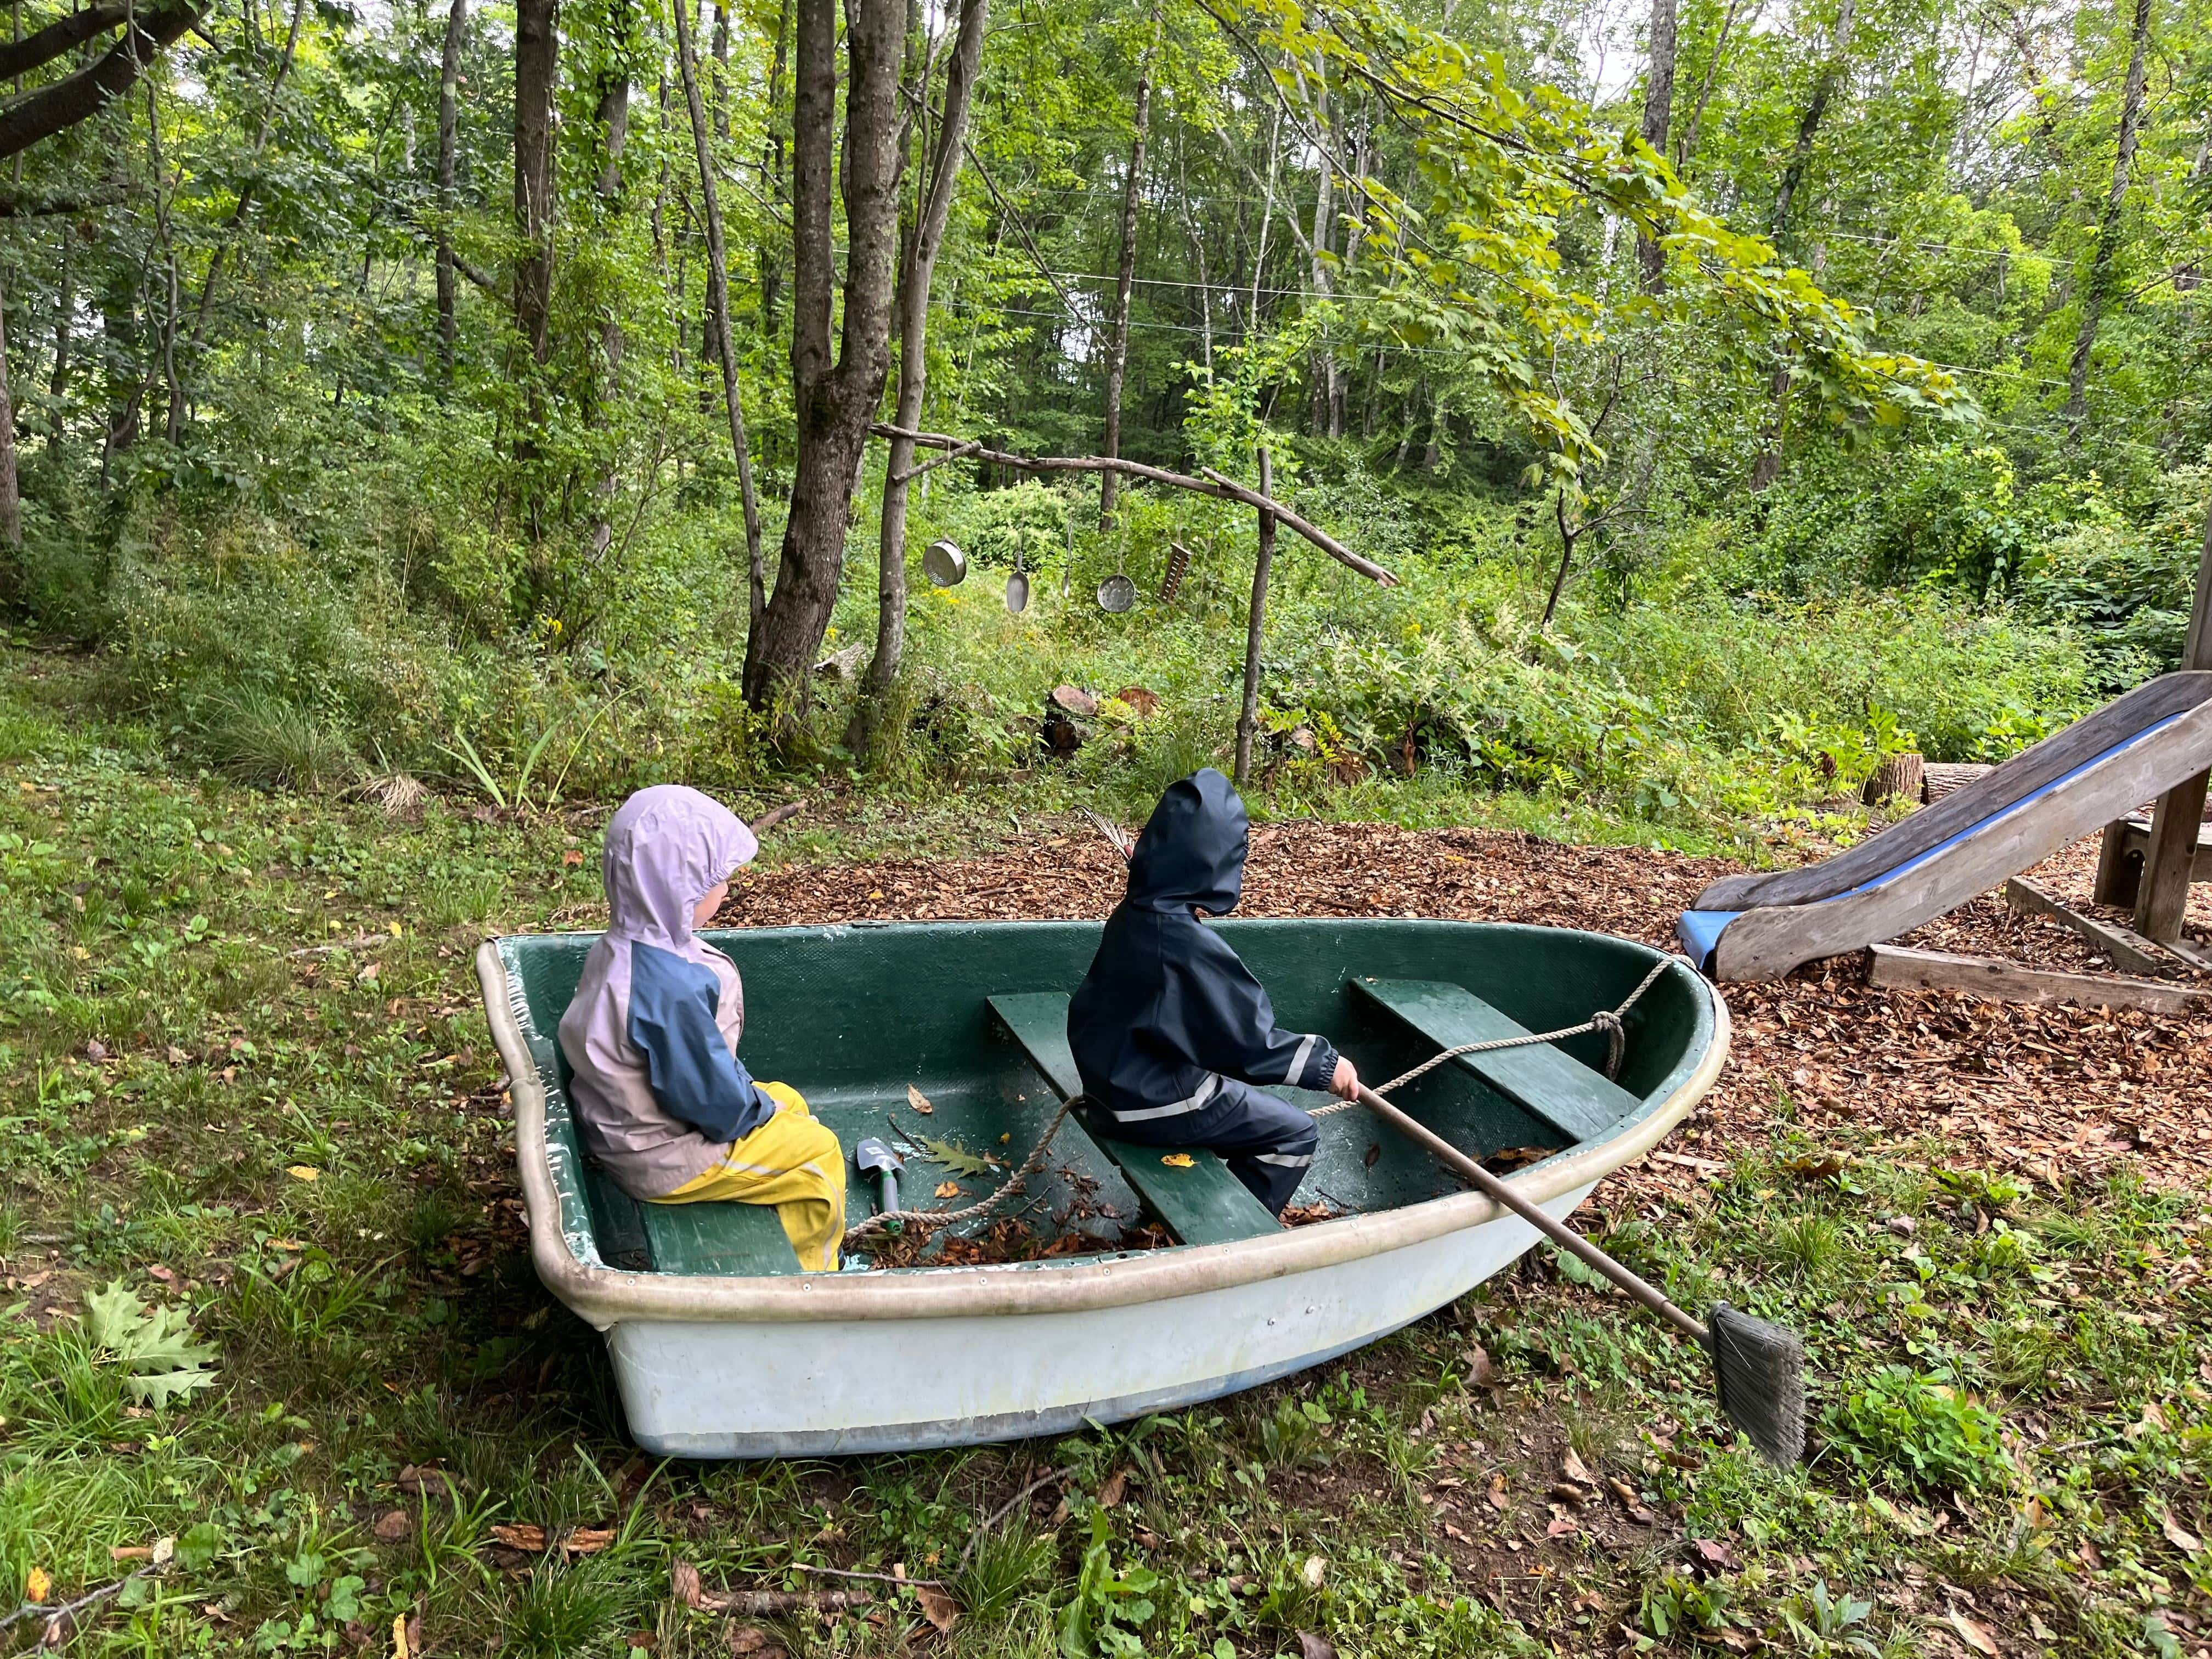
<box><xmin>986</xmin><ymin>993</ymin><xmax>1282</xmax><ymax>1248</ymax></box>
<box><xmin>580</xmin><ymin>1164</ymin><xmax>805</xmax><ymax>1274</ymax></box>
<box><xmin>1349</xmin><ymin>978</ymin><xmax>1636</xmax><ymax>1147</ymax></box>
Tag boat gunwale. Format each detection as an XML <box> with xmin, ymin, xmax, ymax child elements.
<box><xmin>477</xmin><ymin>923</ymin><xmax>1730</xmax><ymax>1331</ymax></box>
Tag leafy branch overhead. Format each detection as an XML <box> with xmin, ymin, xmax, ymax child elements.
<box><xmin>1236</xmin><ymin>0</ymin><xmax>1973</xmax><ymax>474</ymax></box>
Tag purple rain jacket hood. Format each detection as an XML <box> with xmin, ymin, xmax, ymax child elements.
<box><xmin>556</xmin><ymin>786</ymin><xmax>771</xmax><ymax>1198</ymax></box>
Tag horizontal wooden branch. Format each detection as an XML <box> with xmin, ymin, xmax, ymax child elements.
<box><xmin>0</xmin><ymin>3</ymin><xmax>129</xmax><ymax>80</ymax></box>
<box><xmin>870</xmin><ymin>424</ymin><xmax>1400</xmax><ymax>587</ymax></box>
<box><xmin>0</xmin><ymin>0</ymin><xmax>205</xmax><ymax>160</ymax></box>
<box><xmin>0</xmin><ymin>185</ymin><xmax>128</xmax><ymax>217</ymax></box>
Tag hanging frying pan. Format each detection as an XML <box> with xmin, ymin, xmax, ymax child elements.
<box><xmin>922</xmin><ymin>539</ymin><xmax>967</xmax><ymax>587</ymax></box>
<box><xmin>1097</xmin><ymin>521</ymin><xmax>1135</xmax><ymax>613</ymax></box>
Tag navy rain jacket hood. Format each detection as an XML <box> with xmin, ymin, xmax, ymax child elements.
<box><xmin>1069</xmin><ymin>770</ymin><xmax>1341</xmax><ymax>1127</ymax></box>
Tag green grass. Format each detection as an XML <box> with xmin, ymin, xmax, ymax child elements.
<box><xmin>2</xmin><ymin>653</ymin><xmax>2209</xmax><ymax>1657</ymax></box>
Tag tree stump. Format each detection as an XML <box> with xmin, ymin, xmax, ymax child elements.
<box><xmin>1862</xmin><ymin>751</ymin><xmax>1925</xmax><ymax>805</ymax></box>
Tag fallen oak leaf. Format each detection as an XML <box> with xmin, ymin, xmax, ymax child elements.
<box><xmin>1946</xmin><ymin>1608</ymin><xmax>2000</xmax><ymax>1657</ymax></box>
<box><xmin>913</xmin><ymin>1582</ymin><xmax>958</xmax><ymax>1633</ymax></box>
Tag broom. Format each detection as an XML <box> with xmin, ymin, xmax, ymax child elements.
<box><xmin>1352</xmin><ymin>1083</ymin><xmax>1805</xmax><ymax>1465</ymax></box>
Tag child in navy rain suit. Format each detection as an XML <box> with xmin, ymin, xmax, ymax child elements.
<box><xmin>1069</xmin><ymin>769</ymin><xmax>1360</xmax><ymax>1215</ymax></box>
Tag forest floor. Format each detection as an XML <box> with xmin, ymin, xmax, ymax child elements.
<box><xmin>3</xmin><ymin>652</ymin><xmax>2211</xmax><ymax>1659</ymax></box>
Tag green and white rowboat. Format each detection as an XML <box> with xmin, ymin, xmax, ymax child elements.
<box><xmin>477</xmin><ymin>918</ymin><xmax>1728</xmax><ymax>1457</ymax></box>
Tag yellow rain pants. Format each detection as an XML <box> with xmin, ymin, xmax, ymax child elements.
<box><xmin>653</xmin><ymin>1082</ymin><xmax>847</xmax><ymax>1271</ymax></box>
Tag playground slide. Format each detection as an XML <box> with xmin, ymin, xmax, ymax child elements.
<box><xmin>1678</xmin><ymin>670</ymin><xmax>2212</xmax><ymax>982</ymax></box>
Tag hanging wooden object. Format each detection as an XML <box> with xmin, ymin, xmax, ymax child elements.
<box><xmin>1160</xmin><ymin>541</ymin><xmax>1192</xmax><ymax>602</ymax></box>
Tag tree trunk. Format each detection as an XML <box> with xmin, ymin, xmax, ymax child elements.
<box><xmin>1232</xmin><ymin>447</ymin><xmax>1274</xmax><ymax>787</ymax></box>
<box><xmin>1753</xmin><ymin>0</ymin><xmax>1852</xmax><ymax>489</ymax></box>
<box><xmin>760</xmin><ymin>0</ymin><xmax>790</xmax><ymax>336</ymax></box>
<box><xmin>2064</xmin><ymin>0</ymin><xmax>2154</xmax><ymax>443</ymax></box>
<box><xmin>512</xmin><ymin>0</ymin><xmax>557</xmax><ymax>365</ymax></box>
<box><xmin>674</xmin><ymin>0</ymin><xmax>766</xmax><ymax>625</ymax></box>
<box><xmin>0</xmin><ymin>268</ymin><xmax>20</xmax><ymax>550</ymax></box>
<box><xmin>586</xmin><ymin>55</ymin><xmax>628</xmax><ymax>568</ymax></box>
<box><xmin>851</xmin><ymin>0</ymin><xmax>989</xmax><ymax>754</ymax></box>
<box><xmin>741</xmin><ymin>0</ymin><xmax>907</xmax><ymax>713</ymax></box>
<box><xmin>435</xmin><ymin>0</ymin><xmax>466</xmax><ymax>376</ymax></box>
<box><xmin>1304</xmin><ymin>53</ymin><xmax>1340</xmax><ymax>438</ymax></box>
<box><xmin>1098</xmin><ymin>31</ymin><xmax>1154</xmax><ymax>524</ymax></box>
<box><xmin>1635</xmin><ymin>0</ymin><xmax>1677</xmax><ymax>289</ymax></box>
<box><xmin>1769</xmin><ymin>0</ymin><xmax>1854</xmax><ymax>244</ymax></box>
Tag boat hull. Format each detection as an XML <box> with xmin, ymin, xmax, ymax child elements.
<box><xmin>478</xmin><ymin>918</ymin><xmax>1729</xmax><ymax>1457</ymax></box>
<box><xmin>607</xmin><ymin>1179</ymin><xmax>1595</xmax><ymax>1456</ymax></box>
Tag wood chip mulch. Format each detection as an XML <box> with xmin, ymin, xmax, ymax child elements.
<box><xmin>701</xmin><ymin>819</ymin><xmax>2212</xmax><ymax>1206</ymax></box>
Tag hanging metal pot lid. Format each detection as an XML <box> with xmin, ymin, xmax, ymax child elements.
<box><xmin>1096</xmin><ymin>573</ymin><xmax>1137</xmax><ymax>613</ymax></box>
<box><xmin>922</xmin><ymin>539</ymin><xmax>967</xmax><ymax>587</ymax></box>
<box><xmin>1006</xmin><ymin>548</ymin><xmax>1030</xmax><ymax>613</ymax></box>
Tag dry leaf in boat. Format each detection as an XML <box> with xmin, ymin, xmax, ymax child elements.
<box><xmin>1560</xmin><ymin>1447</ymin><xmax>1594</xmax><ymax>1485</ymax></box>
<box><xmin>374</xmin><ymin>1509</ymin><xmax>413</xmax><ymax>1543</ymax></box>
<box><xmin>907</xmin><ymin>1084</ymin><xmax>934</xmax><ymax>1115</ymax></box>
<box><xmin>1098</xmin><ymin>1469</ymin><xmax>1128</xmax><ymax>1508</ymax></box>
<box><xmin>2162</xmin><ymin>1509</ymin><xmax>2204</xmax><ymax>1554</ymax></box>
<box><xmin>1297</xmin><ymin>1634</ymin><xmax>1336</xmax><ymax>1659</ymax></box>
<box><xmin>563</xmin><ymin>1527</ymin><xmax>616</xmax><ymax>1558</ymax></box>
<box><xmin>1364</xmin><ymin>1144</ymin><xmax>1381</xmax><ymax>1169</ymax></box>
<box><xmin>913</xmin><ymin>1583</ymin><xmax>958</xmax><ymax>1633</ymax></box>
<box><xmin>672</xmin><ymin>1560</ymin><xmax>706</xmax><ymax>1609</ymax></box>
<box><xmin>1160</xmin><ymin>1153</ymin><xmax>1195</xmax><ymax>1169</ymax></box>
<box><xmin>1946</xmin><ymin>1609</ymin><xmax>2000</xmax><ymax>1657</ymax></box>
<box><xmin>490</xmin><ymin>1524</ymin><xmax>548</xmax><ymax>1553</ymax></box>
<box><xmin>1486</xmin><ymin>1474</ymin><xmax>1510</xmax><ymax>1510</ymax></box>
<box><xmin>934</xmin><ymin>1182</ymin><xmax>962</xmax><ymax>1200</ymax></box>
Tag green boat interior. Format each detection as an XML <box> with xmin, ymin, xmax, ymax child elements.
<box><xmin>493</xmin><ymin>919</ymin><xmax>1713</xmax><ymax>1278</ymax></box>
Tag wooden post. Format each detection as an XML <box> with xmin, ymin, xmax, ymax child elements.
<box><xmin>1233</xmin><ymin>447</ymin><xmax>1275</xmax><ymax>788</ymax></box>
<box><xmin>2134</xmin><ymin>501</ymin><xmax>2212</xmax><ymax>938</ymax></box>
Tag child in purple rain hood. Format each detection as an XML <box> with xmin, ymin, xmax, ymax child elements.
<box><xmin>558</xmin><ymin>785</ymin><xmax>845</xmax><ymax>1269</ymax></box>
<box><xmin>1068</xmin><ymin>769</ymin><xmax>1359</xmax><ymax>1216</ymax></box>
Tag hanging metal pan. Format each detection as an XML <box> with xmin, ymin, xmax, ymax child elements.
<box><xmin>922</xmin><ymin>539</ymin><xmax>967</xmax><ymax>587</ymax></box>
<box><xmin>1006</xmin><ymin>554</ymin><xmax>1030</xmax><ymax>613</ymax></box>
<box><xmin>1096</xmin><ymin>573</ymin><xmax>1136</xmax><ymax>613</ymax></box>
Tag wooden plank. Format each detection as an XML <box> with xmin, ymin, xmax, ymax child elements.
<box><xmin>1348</xmin><ymin>978</ymin><xmax>1631</xmax><ymax>1146</ymax></box>
<box><xmin>2092</xmin><ymin>819</ymin><xmax>2141</xmax><ymax>906</ymax></box>
<box><xmin>637</xmin><ymin>1196</ymin><xmax>804</xmax><ymax>1277</ymax></box>
<box><xmin>1694</xmin><ymin>672</ymin><xmax>2212</xmax><ymax>915</ymax></box>
<box><xmin>985</xmin><ymin>994</ymin><xmax>1282</xmax><ymax>1248</ymax></box>
<box><xmin>2003</xmin><ymin>877</ymin><xmax>2170</xmax><ymax>975</ymax></box>
<box><xmin>2164</xmin><ymin>934</ymin><xmax>2212</xmax><ymax>972</ymax></box>
<box><xmin>1865</xmin><ymin>944</ymin><xmax>2212</xmax><ymax>1014</ymax></box>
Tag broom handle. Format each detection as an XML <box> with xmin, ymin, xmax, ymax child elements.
<box><xmin>1352</xmin><ymin>1084</ymin><xmax>1708</xmax><ymax>1342</ymax></box>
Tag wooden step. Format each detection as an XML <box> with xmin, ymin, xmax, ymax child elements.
<box><xmin>1348</xmin><ymin>978</ymin><xmax>1635</xmax><ymax>1147</ymax></box>
<box><xmin>986</xmin><ymin>993</ymin><xmax>1283</xmax><ymax>1248</ymax></box>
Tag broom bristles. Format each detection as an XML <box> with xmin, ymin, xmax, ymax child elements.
<box><xmin>1706</xmin><ymin>1303</ymin><xmax>1806</xmax><ymax>1466</ymax></box>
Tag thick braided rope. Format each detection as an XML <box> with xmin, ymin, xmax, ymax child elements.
<box><xmin>844</xmin><ymin>953</ymin><xmax>1680</xmax><ymax>1241</ymax></box>
<box><xmin>843</xmin><ymin>1099</ymin><xmax>1077</xmax><ymax>1244</ymax></box>
<box><xmin>1304</xmin><ymin>954</ymin><xmax>1676</xmax><ymax>1119</ymax></box>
